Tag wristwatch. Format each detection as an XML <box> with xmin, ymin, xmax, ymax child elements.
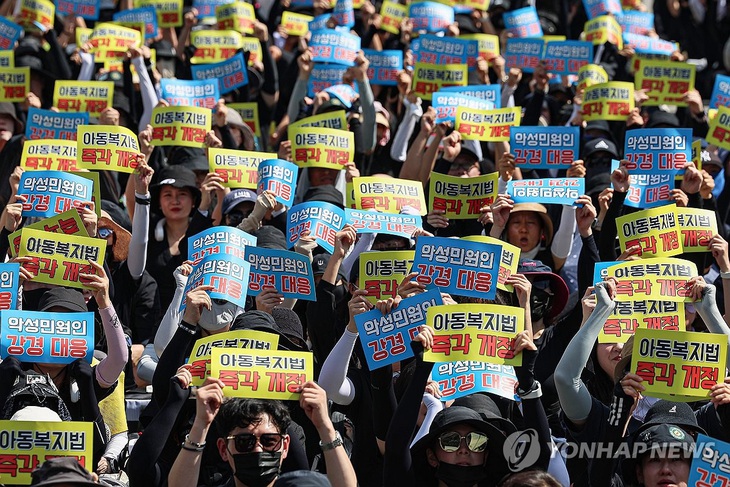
<box><xmin>319</xmin><ymin>431</ymin><xmax>343</xmax><ymax>451</ymax></box>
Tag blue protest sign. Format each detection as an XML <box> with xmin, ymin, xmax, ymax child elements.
<box><xmin>619</xmin><ymin>11</ymin><xmax>654</xmax><ymax>35</ymax></box>
<box><xmin>333</xmin><ymin>0</ymin><xmax>355</xmax><ymax>28</ymax></box>
<box><xmin>192</xmin><ymin>0</ymin><xmax>229</xmax><ymax>18</ymax></box>
<box><xmin>287</xmin><ymin>201</ymin><xmax>346</xmax><ymax>254</ymax></box>
<box><xmin>188</xmin><ymin>226</ymin><xmax>257</xmax><ymax>264</ymax></box>
<box><xmin>191</xmin><ymin>52</ymin><xmax>248</xmax><ymax>94</ymax></box>
<box><xmin>507</xmin><ymin>178</ymin><xmax>585</xmax><ymax>205</ymax></box>
<box><xmin>26</xmin><ymin>108</ymin><xmax>89</xmax><ymax>140</ymax></box>
<box><xmin>410</xmin><ymin>236</ymin><xmax>501</xmax><ymax>300</ymax></box>
<box><xmin>0</xmin><ymin>263</ymin><xmax>19</xmax><ymax>311</ymax></box>
<box><xmin>310</xmin><ymin>29</ymin><xmax>361</xmax><ymax>67</ymax></box>
<box><xmin>183</xmin><ymin>254</ymin><xmax>251</xmax><ymax>309</ymax></box>
<box><xmin>593</xmin><ymin>260</ymin><xmax>620</xmax><ymax>287</ymax></box>
<box><xmin>710</xmin><ymin>74</ymin><xmax>730</xmax><ymax>110</ymax></box>
<box><xmin>582</xmin><ymin>0</ymin><xmax>622</xmax><ymax>19</ymax></box>
<box><xmin>257</xmin><ymin>159</ymin><xmax>299</xmax><ymax>207</ymax></box>
<box><xmin>363</xmin><ymin>49</ymin><xmax>403</xmax><ymax>86</ymax></box>
<box><xmin>17</xmin><ymin>171</ymin><xmax>94</xmax><ymax>218</ymax></box>
<box><xmin>408</xmin><ymin>2</ymin><xmax>454</xmax><ymax>33</ymax></box>
<box><xmin>0</xmin><ymin>17</ymin><xmax>22</xmax><ymax>49</ymax></box>
<box><xmin>431</xmin><ymin>362</ymin><xmax>520</xmax><ymax>402</ymax></box>
<box><xmin>689</xmin><ymin>434</ymin><xmax>730</xmax><ymax>487</ymax></box>
<box><xmin>441</xmin><ymin>85</ymin><xmax>502</xmax><ymax>108</ymax></box>
<box><xmin>308</xmin><ymin>14</ymin><xmax>331</xmax><ymax>31</ymax></box>
<box><xmin>56</xmin><ymin>0</ymin><xmax>100</xmax><ymax>20</ymax></box>
<box><xmin>625</xmin><ymin>173</ymin><xmax>675</xmax><ymax>209</ymax></box>
<box><xmin>504</xmin><ymin>38</ymin><xmax>544</xmax><ymax>73</ymax></box>
<box><xmin>355</xmin><ymin>289</ymin><xmax>442</xmax><ymax>370</ymax></box>
<box><xmin>413</xmin><ymin>34</ymin><xmax>478</xmax><ymax>66</ymax></box>
<box><xmin>433</xmin><ymin>91</ymin><xmax>494</xmax><ymax>124</ymax></box>
<box><xmin>622</xmin><ymin>33</ymin><xmax>675</xmax><ymax>56</ymax></box>
<box><xmin>510</xmin><ymin>126</ymin><xmax>580</xmax><ymax>169</ymax></box>
<box><xmin>323</xmin><ymin>84</ymin><xmax>357</xmax><ymax>108</ymax></box>
<box><xmin>307</xmin><ymin>64</ymin><xmax>353</xmax><ymax>96</ymax></box>
<box><xmin>160</xmin><ymin>78</ymin><xmax>220</xmax><ymax>108</ymax></box>
<box><xmin>542</xmin><ymin>41</ymin><xmax>593</xmax><ymax>75</ymax></box>
<box><xmin>113</xmin><ymin>7</ymin><xmax>159</xmax><ymax>39</ymax></box>
<box><xmin>245</xmin><ymin>247</ymin><xmax>315</xmax><ymax>300</ymax></box>
<box><xmin>0</xmin><ymin>310</ymin><xmax>94</xmax><ymax>364</ymax></box>
<box><xmin>345</xmin><ymin>209</ymin><xmax>422</xmax><ymax>238</ymax></box>
<box><xmin>291</xmin><ymin>0</ymin><xmax>313</xmax><ymax>7</ymax></box>
<box><xmin>503</xmin><ymin>6</ymin><xmax>543</xmax><ymax>38</ymax></box>
<box><xmin>623</xmin><ymin>128</ymin><xmax>691</xmax><ymax>174</ymax></box>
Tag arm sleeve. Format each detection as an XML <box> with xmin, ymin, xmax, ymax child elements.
<box><xmin>409</xmin><ymin>393</ymin><xmax>442</xmax><ymax>447</ymax></box>
<box><xmin>127</xmin><ymin>197</ymin><xmax>150</xmax><ymax>280</ymax></box>
<box><xmin>390</xmin><ymin>99</ymin><xmax>423</xmax><ymax>163</ymax></box>
<box><xmin>154</xmin><ymin>283</ymin><xmax>186</xmax><ymax>358</ymax></box>
<box><xmin>260</xmin><ymin>38</ymin><xmax>279</xmax><ymax>97</ymax></box>
<box><xmin>551</xmin><ymin>206</ymin><xmax>577</xmax><ymax>260</ymax></box>
<box><xmin>152</xmin><ymin>324</ymin><xmax>196</xmax><ymax>406</ymax></box>
<box><xmin>103</xmin><ymin>432</ymin><xmax>129</xmax><ymax>460</ymax></box>
<box><xmin>136</xmin><ymin>342</ymin><xmax>159</xmax><ymax>384</ymax></box>
<box><xmin>340</xmin><ymin>233</ymin><xmax>375</xmax><ymax>282</ymax></box>
<box><xmin>95</xmin><ymin>306</ymin><xmax>129</xmax><ymax>388</ymax></box>
<box><xmin>78</xmin><ymin>52</ymin><xmax>95</xmax><ymax>81</ymax></box>
<box><xmin>501</xmin><ymin>84</ymin><xmax>516</xmax><ymax>108</ymax></box>
<box><xmin>357</xmin><ymin>78</ymin><xmax>377</xmax><ymax>153</ymax></box>
<box><xmin>132</xmin><ymin>56</ymin><xmax>159</xmax><ymax>131</ymax></box>
<box><xmin>695</xmin><ymin>284</ymin><xmax>730</xmax><ymax>369</ymax></box>
<box><xmin>318</xmin><ymin>329</ymin><xmax>358</xmax><ymax>405</ymax></box>
<box><xmin>287</xmin><ymin>77</ymin><xmax>308</xmax><ymax>125</ymax></box>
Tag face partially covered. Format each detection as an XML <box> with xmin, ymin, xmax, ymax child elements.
<box><xmin>426</xmin><ymin>423</ymin><xmax>488</xmax><ymax>468</ymax></box>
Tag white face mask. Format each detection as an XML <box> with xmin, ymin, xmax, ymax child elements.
<box><xmin>198</xmin><ymin>301</ymin><xmax>242</xmax><ymax>331</ymax></box>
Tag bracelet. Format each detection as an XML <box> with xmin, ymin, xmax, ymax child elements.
<box><xmin>181</xmin><ymin>443</ymin><xmax>205</xmax><ymax>452</ymax></box>
<box><xmin>178</xmin><ymin>320</ymin><xmax>197</xmax><ymax>335</ymax></box>
<box><xmin>183</xmin><ymin>434</ymin><xmax>206</xmax><ymax>450</ymax></box>
<box><xmin>517</xmin><ymin>381</ymin><xmax>542</xmax><ymax>400</ymax></box>
<box><xmin>135</xmin><ymin>195</ymin><xmax>151</xmax><ymax>206</ymax></box>
<box><xmin>319</xmin><ymin>431</ymin><xmax>343</xmax><ymax>452</ymax></box>
<box><xmin>720</xmin><ymin>271</ymin><xmax>730</xmax><ymax>280</ymax></box>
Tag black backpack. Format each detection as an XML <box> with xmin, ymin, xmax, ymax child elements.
<box><xmin>1</xmin><ymin>369</ymin><xmax>72</xmax><ymax>421</ymax></box>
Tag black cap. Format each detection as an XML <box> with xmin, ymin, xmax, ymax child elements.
<box><xmin>303</xmin><ymin>185</ymin><xmax>344</xmax><ymax>209</ymax></box>
<box><xmin>583</xmin><ymin>138</ymin><xmax>618</xmax><ymax>160</ymax></box>
<box><xmin>586</xmin><ymin>172</ymin><xmax>611</xmax><ymax>196</ymax></box>
<box><xmin>31</xmin><ymin>457</ymin><xmax>99</xmax><ymax>486</ymax></box>
<box><xmin>255</xmin><ymin>226</ymin><xmax>287</xmax><ymax>250</ymax></box>
<box><xmin>585</xmin><ymin>119</ymin><xmax>612</xmax><ymax>138</ymax></box>
<box><xmin>222</xmin><ymin>189</ymin><xmax>257</xmax><ymax>215</ymax></box>
<box><xmin>275</xmin><ymin>471</ymin><xmax>331</xmax><ymax>486</ymax></box>
<box><xmin>151</xmin><ymin>165</ymin><xmax>202</xmax><ymax>204</ymax></box>
<box><xmin>271</xmin><ymin>307</ymin><xmax>305</xmax><ymax>343</ymax></box>
<box><xmin>452</xmin><ymin>393</ymin><xmax>517</xmax><ymax>435</ymax></box>
<box><xmin>101</xmin><ymin>200</ymin><xmax>132</xmax><ymax>233</ymax></box>
<box><xmin>38</xmin><ymin>288</ymin><xmax>87</xmax><ymax>313</ymax></box>
<box><xmin>647</xmin><ymin>110</ymin><xmax>680</xmax><ymax>128</ymax></box>
<box><xmin>150</xmin><ymin>39</ymin><xmax>176</xmax><ymax>58</ymax></box>
<box><xmin>637</xmin><ymin>400</ymin><xmax>706</xmax><ymax>436</ymax></box>
<box><xmin>172</xmin><ymin>147</ymin><xmax>209</xmax><ymax>173</ymax></box>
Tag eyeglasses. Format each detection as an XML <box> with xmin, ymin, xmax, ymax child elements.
<box><xmin>438</xmin><ymin>431</ymin><xmax>488</xmax><ymax>453</ymax></box>
<box><xmin>226</xmin><ymin>433</ymin><xmax>285</xmax><ymax>453</ymax></box>
<box><xmin>212</xmin><ymin>298</ymin><xmax>229</xmax><ymax>305</ymax></box>
<box><xmin>98</xmin><ymin>228</ymin><xmax>114</xmax><ymax>239</ymax></box>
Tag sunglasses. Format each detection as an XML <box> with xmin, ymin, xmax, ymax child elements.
<box><xmin>438</xmin><ymin>431</ymin><xmax>488</xmax><ymax>453</ymax></box>
<box><xmin>98</xmin><ymin>228</ymin><xmax>114</xmax><ymax>239</ymax></box>
<box><xmin>226</xmin><ymin>433</ymin><xmax>285</xmax><ymax>453</ymax></box>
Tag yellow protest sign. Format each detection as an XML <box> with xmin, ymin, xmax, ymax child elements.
<box><xmin>228</xmin><ymin>102</ymin><xmax>261</xmax><ymax>137</ymax></box>
<box><xmin>0</xmin><ymin>51</ymin><xmax>14</xmax><ymax>68</ymax></box>
<box><xmin>706</xmin><ymin>105</ymin><xmax>730</xmax><ymax>151</ymax></box>
<box><xmin>281</xmin><ymin>11</ymin><xmax>312</xmax><ymax>36</ymax></box>
<box><xmin>692</xmin><ymin>139</ymin><xmax>702</xmax><ymax>168</ymax></box>
<box><xmin>210</xmin><ymin>348</ymin><xmax>313</xmax><ymax>399</ymax></box>
<box><xmin>541</xmin><ymin>35</ymin><xmax>567</xmax><ymax>42</ymax></box>
<box><xmin>89</xmin><ymin>22</ymin><xmax>142</xmax><ymax>62</ymax></box>
<box><xmin>462</xmin><ymin>236</ymin><xmax>520</xmax><ymax>292</ymax></box>
<box><xmin>187</xmin><ymin>330</ymin><xmax>280</xmax><ymax>386</ymax></box>
<box><xmin>353</xmin><ymin>176</ymin><xmax>428</xmax><ymax>215</ymax></box>
<box><xmin>0</xmin><ymin>420</ymin><xmax>93</xmax><ymax>485</ymax></box>
<box><xmin>209</xmin><ymin>148</ymin><xmax>275</xmax><ymax>189</ymax></box>
<box><xmin>424</xmin><ymin>304</ymin><xmax>524</xmax><ymax>365</ymax></box>
<box><xmin>18</xmin><ymin>228</ymin><xmax>106</xmax><ymax>290</ymax></box>
<box><xmin>240</xmin><ymin>36</ymin><xmax>263</xmax><ymax>65</ymax></box>
<box><xmin>76</xmin><ymin>27</ymin><xmax>93</xmax><ymax>47</ymax></box>
<box><xmin>455</xmin><ymin>106</ymin><xmax>521</xmax><ymax>142</ymax></box>
<box><xmin>599</xmin><ymin>300</ymin><xmax>685</xmax><ymax>343</ymax></box>
<box><xmin>635</xmin><ymin>59</ymin><xmax>695</xmax><ymax>106</ymax></box>
<box><xmin>460</xmin><ymin>34</ymin><xmax>500</xmax><ymax>61</ymax></box>
<box><xmin>77</xmin><ymin>125</ymin><xmax>141</xmax><ymax>173</ymax></box>
<box><xmin>462</xmin><ymin>0</ymin><xmax>489</xmax><ymax>10</ymax></box>
<box><xmin>577</xmin><ymin>63</ymin><xmax>608</xmax><ymax>89</ymax></box>
<box><xmin>151</xmin><ymin>105</ymin><xmax>211</xmax><ymax>148</ymax></box>
<box><xmin>605</xmin><ymin>258</ymin><xmax>697</xmax><ymax>302</ymax></box>
<box><xmin>76</xmin><ymin>172</ymin><xmax>102</xmax><ymax>219</ymax></box>
<box><xmin>674</xmin><ymin>207</ymin><xmax>717</xmax><ymax>252</ymax></box>
<box><xmin>380</xmin><ymin>0</ymin><xmax>407</xmax><ymax>34</ymax></box>
<box><xmin>429</xmin><ymin>172</ymin><xmax>498</xmax><ymax>219</ymax></box>
<box><xmin>631</xmin><ymin>328</ymin><xmax>727</xmax><ymax>401</ymax></box>
<box><xmin>21</xmin><ymin>139</ymin><xmax>78</xmax><ymax>172</ymax></box>
<box><xmin>359</xmin><ymin>250</ymin><xmax>414</xmax><ymax>304</ymax></box>
<box><xmin>136</xmin><ymin>0</ymin><xmax>182</xmax><ymax>27</ymax></box>
<box><xmin>616</xmin><ymin>204</ymin><xmax>682</xmax><ymax>258</ymax></box>
<box><xmin>290</xmin><ymin>126</ymin><xmax>354</xmax><ymax>169</ymax></box>
<box><xmin>216</xmin><ymin>2</ymin><xmax>255</xmax><ymax>34</ymax></box>
<box><xmin>18</xmin><ymin>0</ymin><xmax>55</xmax><ymax>31</ymax></box>
<box><xmin>190</xmin><ymin>29</ymin><xmax>243</xmax><ymax>64</ymax></box>
<box><xmin>412</xmin><ymin>62</ymin><xmax>468</xmax><ymax>101</ymax></box>
<box><xmin>584</xmin><ymin>15</ymin><xmax>623</xmax><ymax>48</ymax></box>
<box><xmin>104</xmin><ymin>49</ymin><xmax>156</xmax><ymax>84</ymax></box>
<box><xmin>582</xmin><ymin>81</ymin><xmax>634</xmax><ymax>122</ymax></box>
<box><xmin>289</xmin><ymin>111</ymin><xmax>348</xmax><ymax>132</ymax></box>
<box><xmin>9</xmin><ymin>208</ymin><xmax>88</xmax><ymax>257</ymax></box>
<box><xmin>53</xmin><ymin>81</ymin><xmax>114</xmax><ymax>118</ymax></box>
<box><xmin>0</xmin><ymin>67</ymin><xmax>29</xmax><ymax>102</ymax></box>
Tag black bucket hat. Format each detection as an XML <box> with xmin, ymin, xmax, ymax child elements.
<box><xmin>151</xmin><ymin>165</ymin><xmax>202</xmax><ymax>207</ymax></box>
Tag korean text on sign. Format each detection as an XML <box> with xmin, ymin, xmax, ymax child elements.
<box><xmin>287</xmin><ymin>201</ymin><xmax>345</xmax><ymax>254</ymax></box>
<box><xmin>582</xmin><ymin>81</ymin><xmax>634</xmax><ymax>121</ymax></box>
<box><xmin>352</xmin><ymin>176</ymin><xmax>428</xmax><ymax>215</ymax></box>
<box><xmin>290</xmin><ymin>126</ymin><xmax>354</xmax><ymax>169</ymax></box>
<box><xmin>77</xmin><ymin>125</ymin><xmax>141</xmax><ymax>173</ymax></box>
<box><xmin>345</xmin><ymin>209</ymin><xmax>422</xmax><ymax>239</ymax></box>
<box><xmin>462</xmin><ymin>236</ymin><xmax>521</xmax><ymax>293</ymax></box>
<box><xmin>258</xmin><ymin>159</ymin><xmax>299</xmax><ymax>207</ymax></box>
<box><xmin>431</xmin><ymin>362</ymin><xmax>519</xmax><ymax>402</ymax></box>
<box><xmin>208</xmin><ymin>148</ymin><xmax>274</xmax><ymax>189</ymax></box>
<box><xmin>616</xmin><ymin>204</ymin><xmax>683</xmax><ymax>258</ymax></box>
<box><xmin>507</xmin><ymin>178</ymin><xmax>585</xmax><ymax>206</ymax></box>
<box><xmin>599</xmin><ymin>300</ymin><xmax>685</xmax><ymax>343</ymax></box>
<box><xmin>510</xmin><ymin>126</ymin><xmax>580</xmax><ymax>170</ymax></box>
<box><xmin>53</xmin><ymin>81</ymin><xmax>114</xmax><ymax>118</ymax></box>
<box><xmin>429</xmin><ymin>172</ymin><xmax>498</xmax><ymax>220</ymax></box>
<box><xmin>605</xmin><ymin>258</ymin><xmax>697</xmax><ymax>302</ymax></box>
<box><xmin>455</xmin><ymin>106</ymin><xmax>521</xmax><ymax>142</ymax></box>
<box><xmin>688</xmin><ymin>434</ymin><xmax>730</xmax><ymax>487</ymax></box>
<box><xmin>359</xmin><ymin>250</ymin><xmax>415</xmax><ymax>304</ymax></box>
<box><xmin>151</xmin><ymin>105</ymin><xmax>211</xmax><ymax>148</ymax></box>
<box><xmin>17</xmin><ymin>171</ymin><xmax>94</xmax><ymax>218</ymax></box>
<box><xmin>21</xmin><ymin>140</ymin><xmax>78</xmax><ymax>172</ymax></box>
<box><xmin>182</xmin><ymin>254</ymin><xmax>251</xmax><ymax>309</ymax></box>
<box><xmin>9</xmin><ymin>209</ymin><xmax>88</xmax><ymax>258</ymax></box>
<box><xmin>188</xmin><ymin>225</ymin><xmax>257</xmax><ymax>264</ymax></box>
<box><xmin>245</xmin><ymin>247</ymin><xmax>315</xmax><ymax>301</ymax></box>
<box><xmin>25</xmin><ymin>108</ymin><xmax>88</xmax><ymax>141</ymax></box>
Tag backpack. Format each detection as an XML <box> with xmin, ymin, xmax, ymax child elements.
<box><xmin>1</xmin><ymin>369</ymin><xmax>72</xmax><ymax>421</ymax></box>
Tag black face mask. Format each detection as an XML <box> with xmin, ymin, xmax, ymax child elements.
<box><xmin>530</xmin><ymin>288</ymin><xmax>553</xmax><ymax>324</ymax></box>
<box><xmin>332</xmin><ymin>283</ymin><xmax>348</xmax><ymax>305</ymax></box>
<box><xmin>231</xmin><ymin>451</ymin><xmax>281</xmax><ymax>487</ymax></box>
<box><xmin>435</xmin><ymin>461</ymin><xmax>488</xmax><ymax>487</ymax></box>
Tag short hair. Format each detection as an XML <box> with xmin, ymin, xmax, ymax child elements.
<box><xmin>498</xmin><ymin>470</ymin><xmax>562</xmax><ymax>487</ymax></box>
<box><xmin>215</xmin><ymin>399</ymin><xmax>292</xmax><ymax>437</ymax></box>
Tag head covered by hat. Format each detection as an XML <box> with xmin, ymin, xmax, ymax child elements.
<box><xmin>99</xmin><ymin>201</ymin><xmax>132</xmax><ymax>263</ymax></box>
<box><xmin>507</xmin><ymin>203</ymin><xmax>554</xmax><ymax>247</ymax></box>
<box><xmin>517</xmin><ymin>259</ymin><xmax>569</xmax><ymax>322</ymax></box>
<box><xmin>151</xmin><ymin>165</ymin><xmax>202</xmax><ymax>208</ymax></box>
<box><xmin>30</xmin><ymin>457</ymin><xmax>99</xmax><ymax>486</ymax></box>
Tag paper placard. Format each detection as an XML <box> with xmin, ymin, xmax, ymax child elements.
<box><xmin>429</xmin><ymin>172</ymin><xmax>498</xmax><ymax>220</ymax></box>
<box><xmin>359</xmin><ymin>250</ymin><xmax>415</xmax><ymax>304</ymax></box>
<box><xmin>616</xmin><ymin>204</ymin><xmax>683</xmax><ymax>257</ymax></box>
<box><xmin>53</xmin><ymin>81</ymin><xmax>113</xmax><ymax>118</ymax></box>
<box><xmin>151</xmin><ymin>105</ymin><xmax>211</xmax><ymax>148</ymax></box>
<box><xmin>604</xmin><ymin>258</ymin><xmax>697</xmax><ymax>302</ymax></box>
<box><xmin>188</xmin><ymin>226</ymin><xmax>256</xmax><ymax>264</ymax></box>
<box><xmin>510</xmin><ymin>126</ymin><xmax>580</xmax><ymax>169</ymax></box>
<box><xmin>352</xmin><ymin>176</ymin><xmax>428</xmax><ymax>215</ymax></box>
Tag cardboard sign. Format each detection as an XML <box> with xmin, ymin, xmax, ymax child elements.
<box><xmin>210</xmin><ymin>348</ymin><xmax>313</xmax><ymax>399</ymax></box>
<box><xmin>307</xmin><ymin>64</ymin><xmax>351</xmax><ymax>96</ymax></box>
<box><xmin>88</xmin><ymin>23</ymin><xmax>141</xmax><ymax>61</ymax></box>
<box><xmin>352</xmin><ymin>176</ymin><xmax>428</xmax><ymax>215</ymax></box>
<box><xmin>584</xmin><ymin>15</ymin><xmax>623</xmax><ymax>47</ymax></box>
<box><xmin>281</xmin><ymin>11</ymin><xmax>313</xmax><ymax>36</ymax></box>
<box><xmin>286</xmin><ymin>202</ymin><xmax>345</xmax><ymax>253</ymax></box>
<box><xmin>150</xmin><ymin>105</ymin><xmax>211</xmax><ymax>148</ymax></box>
<box><xmin>0</xmin><ymin>17</ymin><xmax>22</xmax><ymax>49</ymax></box>
<box><xmin>18</xmin><ymin>229</ymin><xmax>106</xmax><ymax>290</ymax></box>
<box><xmin>411</xmin><ymin>236</ymin><xmax>501</xmax><ymax>300</ymax></box>
<box><xmin>431</xmin><ymin>362</ymin><xmax>519</xmax><ymax>402</ymax></box>
<box><xmin>332</xmin><ymin>0</ymin><xmax>354</xmax><ymax>28</ymax></box>
<box><xmin>599</xmin><ymin>300</ymin><xmax>684</xmax><ymax>343</ymax></box>
<box><xmin>0</xmin><ymin>420</ymin><xmax>93</xmax><ymax>485</ymax></box>
<box><xmin>706</xmin><ymin>105</ymin><xmax>730</xmax><ymax>152</ymax></box>
<box><xmin>183</xmin><ymin>254</ymin><xmax>251</xmax><ymax>309</ymax></box>
<box><xmin>18</xmin><ymin>0</ymin><xmax>55</xmax><ymax>31</ymax></box>
<box><xmin>582</xmin><ymin>0</ymin><xmax>623</xmax><ymax>19</ymax></box>
<box><xmin>53</xmin><ymin>81</ymin><xmax>113</xmax><ymax>118</ymax></box>
<box><xmin>582</xmin><ymin>81</ymin><xmax>634</xmax><ymax>121</ymax></box>
<box><xmin>25</xmin><ymin>108</ymin><xmax>88</xmax><ymax>141</ymax></box>
<box><xmin>77</xmin><ymin>125</ymin><xmax>141</xmax><ymax>173</ymax></box>
<box><xmin>309</xmin><ymin>29</ymin><xmax>360</xmax><ymax>67</ymax></box>
<box><xmin>503</xmin><ymin>6</ymin><xmax>543</xmax><ymax>38</ymax></box>
<box><xmin>188</xmin><ymin>226</ymin><xmax>256</xmax><ymax>264</ymax></box>
<box><xmin>290</xmin><ymin>126</ymin><xmax>354</xmax><ymax>169</ymax></box>
<box><xmin>409</xmin><ymin>1</ymin><xmax>454</xmax><ymax>32</ymax></box>
<box><xmin>635</xmin><ymin>59</ymin><xmax>695</xmax><ymax>106</ymax></box>
<box><xmin>257</xmin><ymin>159</ymin><xmax>298</xmax><ymax>207</ymax></box>
<box><xmin>504</xmin><ymin>38</ymin><xmax>544</xmax><ymax>73</ymax></box>
<box><xmin>412</xmin><ymin>62</ymin><xmax>468</xmax><ymax>100</ymax></box>
<box><xmin>189</xmin><ymin>30</ymin><xmax>243</xmax><ymax>64</ymax></box>
<box><xmin>623</xmin><ymin>128</ymin><xmax>690</xmax><ymax>174</ymax></box>
<box><xmin>9</xmin><ymin>209</ymin><xmax>88</xmax><ymax>258</ymax></box>
<box><xmin>441</xmin><ymin>85</ymin><xmax>501</xmax><ymax>108</ymax></box>
<box><xmin>577</xmin><ymin>63</ymin><xmax>609</xmax><ymax>89</ymax></box>
<box><xmin>191</xmin><ymin>52</ymin><xmax>248</xmax><ymax>95</ymax></box>
<box><xmin>413</xmin><ymin>34</ymin><xmax>478</xmax><ymax>67</ymax></box>
<box><xmin>616</xmin><ymin>204</ymin><xmax>683</xmax><ymax>257</ymax></box>
<box><xmin>0</xmin><ymin>67</ymin><xmax>29</xmax><ymax>102</ymax></box>
<box><xmin>187</xmin><ymin>330</ymin><xmax>280</xmax><ymax>386</ymax></box>
<box><xmin>21</xmin><ymin>140</ymin><xmax>78</xmax><ymax>172</ymax></box>
<box><xmin>359</xmin><ymin>250</ymin><xmax>415</xmax><ymax>304</ymax></box>
<box><xmin>631</xmin><ymin>328</ymin><xmax>726</xmax><ymax>401</ymax></box>
<box><xmin>507</xmin><ymin>178</ymin><xmax>585</xmax><ymax>205</ymax></box>
<box><xmin>510</xmin><ymin>126</ymin><xmax>580</xmax><ymax>169</ymax></box>
<box><xmin>136</xmin><ymin>0</ymin><xmax>182</xmax><ymax>27</ymax></box>
<box><xmin>0</xmin><ymin>51</ymin><xmax>14</xmax><ymax>68</ymax></box>
<box><xmin>542</xmin><ymin>41</ymin><xmax>593</xmax><ymax>75</ymax></box>
<box><xmin>689</xmin><ymin>434</ymin><xmax>730</xmax><ymax>487</ymax></box>
<box><xmin>216</xmin><ymin>1</ymin><xmax>255</xmax><ymax>34</ymax></box>
<box><xmin>113</xmin><ymin>6</ymin><xmax>158</xmax><ymax>39</ymax></box>
<box><xmin>675</xmin><ymin>208</ymin><xmax>718</xmax><ymax>253</ymax></box>
<box><xmin>604</xmin><ymin>258</ymin><xmax>697</xmax><ymax>302</ymax></box>
<box><xmin>462</xmin><ymin>236</ymin><xmax>520</xmax><ymax>293</ymax></box>
<box><xmin>160</xmin><ymin>78</ymin><xmax>219</xmax><ymax>109</ymax></box>
<box><xmin>455</xmin><ymin>106</ymin><xmax>521</xmax><ymax>142</ymax></box>
<box><xmin>208</xmin><ymin>149</ymin><xmax>274</xmax><ymax>189</ymax></box>
<box><xmin>424</xmin><ymin>304</ymin><xmax>524</xmax><ymax>365</ymax></box>
<box><xmin>289</xmin><ymin>111</ymin><xmax>348</xmax><ymax>131</ymax></box>
<box><xmin>0</xmin><ymin>310</ymin><xmax>94</xmax><ymax>364</ymax></box>
<box><xmin>0</xmin><ymin>263</ymin><xmax>19</xmax><ymax>310</ymax></box>
<box><xmin>355</xmin><ymin>289</ymin><xmax>442</xmax><ymax>369</ymax></box>
<box><xmin>623</xmin><ymin>32</ymin><xmax>675</xmax><ymax>55</ymax></box>
<box><xmin>17</xmin><ymin>171</ymin><xmax>93</xmax><ymax>218</ymax></box>
<box><xmin>460</xmin><ymin>33</ymin><xmax>500</xmax><ymax>61</ymax></box>
<box><xmin>345</xmin><ymin>209</ymin><xmax>422</xmax><ymax>239</ymax></box>
<box><xmin>432</xmin><ymin>91</ymin><xmax>494</xmax><ymax>125</ymax></box>
<box><xmin>245</xmin><ymin>247</ymin><xmax>315</xmax><ymax>300</ymax></box>
<box><xmin>619</xmin><ymin>11</ymin><xmax>654</xmax><ymax>35</ymax></box>
<box><xmin>363</xmin><ymin>49</ymin><xmax>403</xmax><ymax>86</ymax></box>
<box><xmin>428</xmin><ymin>172</ymin><xmax>498</xmax><ymax>220</ymax></box>
<box><xmin>380</xmin><ymin>0</ymin><xmax>407</xmax><ymax>34</ymax></box>
<box><xmin>624</xmin><ymin>173</ymin><xmax>675</xmax><ymax>209</ymax></box>
<box><xmin>709</xmin><ymin>74</ymin><xmax>730</xmax><ymax>110</ymax></box>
